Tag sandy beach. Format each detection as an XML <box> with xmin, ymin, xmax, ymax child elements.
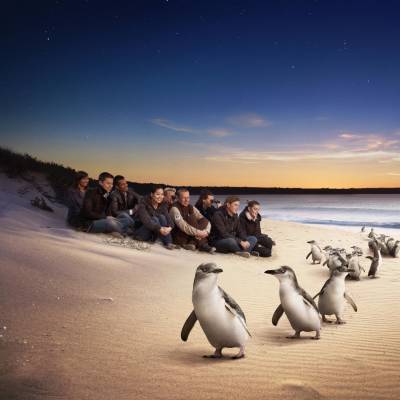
<box><xmin>0</xmin><ymin>173</ymin><xmax>399</xmax><ymax>400</ymax></box>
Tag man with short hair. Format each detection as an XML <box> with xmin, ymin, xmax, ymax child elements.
<box><xmin>210</xmin><ymin>196</ymin><xmax>257</xmax><ymax>258</ymax></box>
<box><xmin>109</xmin><ymin>175</ymin><xmax>141</xmax><ymax>219</ymax></box>
<box><xmin>163</xmin><ymin>187</ymin><xmax>176</xmax><ymax>210</ymax></box>
<box><xmin>195</xmin><ymin>189</ymin><xmax>221</xmax><ymax>221</ymax></box>
<box><xmin>169</xmin><ymin>188</ymin><xmax>216</xmax><ymax>253</ymax></box>
<box><xmin>80</xmin><ymin>172</ymin><xmax>134</xmax><ymax>236</ymax></box>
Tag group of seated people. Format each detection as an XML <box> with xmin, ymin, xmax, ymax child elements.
<box><xmin>66</xmin><ymin>171</ymin><xmax>275</xmax><ymax>258</ymax></box>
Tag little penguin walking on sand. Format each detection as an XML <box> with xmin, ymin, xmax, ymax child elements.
<box><xmin>306</xmin><ymin>240</ymin><xmax>324</xmax><ymax>264</ymax></box>
<box><xmin>313</xmin><ymin>266</ymin><xmax>358</xmax><ymax>324</ymax></box>
<box><xmin>181</xmin><ymin>263</ymin><xmax>251</xmax><ymax>359</ymax></box>
<box><xmin>367</xmin><ymin>239</ymin><xmax>382</xmax><ymax>278</ymax></box>
<box><xmin>265</xmin><ymin>266</ymin><xmax>321</xmax><ymax>340</ymax></box>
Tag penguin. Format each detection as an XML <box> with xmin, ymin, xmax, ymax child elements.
<box><xmin>313</xmin><ymin>266</ymin><xmax>358</xmax><ymax>324</ymax></box>
<box><xmin>391</xmin><ymin>240</ymin><xmax>400</xmax><ymax>258</ymax></box>
<box><xmin>368</xmin><ymin>228</ymin><xmax>376</xmax><ymax>239</ymax></box>
<box><xmin>265</xmin><ymin>266</ymin><xmax>321</xmax><ymax>340</ymax></box>
<box><xmin>323</xmin><ymin>250</ymin><xmax>347</xmax><ymax>271</ymax></box>
<box><xmin>306</xmin><ymin>240</ymin><xmax>324</xmax><ymax>264</ymax></box>
<box><xmin>346</xmin><ymin>251</ymin><xmax>365</xmax><ymax>280</ymax></box>
<box><xmin>367</xmin><ymin>240</ymin><xmax>382</xmax><ymax>278</ymax></box>
<box><xmin>181</xmin><ymin>263</ymin><xmax>251</xmax><ymax>359</ymax></box>
<box><xmin>361</xmin><ymin>226</ymin><xmax>366</xmax><ymax>233</ymax></box>
<box><xmin>378</xmin><ymin>235</ymin><xmax>389</xmax><ymax>255</ymax></box>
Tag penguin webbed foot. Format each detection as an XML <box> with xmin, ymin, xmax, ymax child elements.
<box><xmin>231</xmin><ymin>347</ymin><xmax>245</xmax><ymax>360</ymax></box>
<box><xmin>311</xmin><ymin>331</ymin><xmax>321</xmax><ymax>340</ymax></box>
<box><xmin>286</xmin><ymin>332</ymin><xmax>301</xmax><ymax>339</ymax></box>
<box><xmin>203</xmin><ymin>348</ymin><xmax>223</xmax><ymax>359</ymax></box>
<box><xmin>335</xmin><ymin>319</ymin><xmax>346</xmax><ymax>325</ymax></box>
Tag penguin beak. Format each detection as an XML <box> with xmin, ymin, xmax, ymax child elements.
<box><xmin>265</xmin><ymin>269</ymin><xmax>278</xmax><ymax>275</ymax></box>
<box><xmin>212</xmin><ymin>268</ymin><xmax>223</xmax><ymax>274</ymax></box>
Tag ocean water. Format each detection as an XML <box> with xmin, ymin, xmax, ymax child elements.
<box><xmin>215</xmin><ymin>194</ymin><xmax>400</xmax><ymax>234</ymax></box>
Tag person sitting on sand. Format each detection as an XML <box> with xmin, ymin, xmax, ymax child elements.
<box><xmin>66</xmin><ymin>170</ymin><xmax>89</xmax><ymax>228</ymax></box>
<box><xmin>239</xmin><ymin>200</ymin><xmax>275</xmax><ymax>257</ymax></box>
<box><xmin>80</xmin><ymin>172</ymin><xmax>134</xmax><ymax>236</ymax></box>
<box><xmin>210</xmin><ymin>196</ymin><xmax>258</xmax><ymax>258</ymax></box>
<box><xmin>194</xmin><ymin>189</ymin><xmax>221</xmax><ymax>221</ymax></box>
<box><xmin>163</xmin><ymin>187</ymin><xmax>176</xmax><ymax>210</ymax></box>
<box><xmin>108</xmin><ymin>175</ymin><xmax>141</xmax><ymax>220</ymax></box>
<box><xmin>134</xmin><ymin>185</ymin><xmax>178</xmax><ymax>250</ymax></box>
<box><xmin>169</xmin><ymin>188</ymin><xmax>216</xmax><ymax>253</ymax></box>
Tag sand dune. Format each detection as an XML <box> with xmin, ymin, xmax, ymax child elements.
<box><xmin>0</xmin><ymin>173</ymin><xmax>399</xmax><ymax>399</ymax></box>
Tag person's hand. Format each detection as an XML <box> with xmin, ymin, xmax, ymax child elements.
<box><xmin>196</xmin><ymin>230</ymin><xmax>208</xmax><ymax>239</ymax></box>
<box><xmin>240</xmin><ymin>240</ymin><xmax>250</xmax><ymax>250</ymax></box>
<box><xmin>160</xmin><ymin>227</ymin><xmax>172</xmax><ymax>236</ymax></box>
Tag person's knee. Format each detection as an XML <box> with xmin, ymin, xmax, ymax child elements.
<box><xmin>256</xmin><ymin>245</ymin><xmax>272</xmax><ymax>257</ymax></box>
<box><xmin>259</xmin><ymin>235</ymin><xmax>274</xmax><ymax>248</ymax></box>
<box><xmin>106</xmin><ymin>218</ymin><xmax>122</xmax><ymax>232</ymax></box>
<box><xmin>222</xmin><ymin>238</ymin><xmax>240</xmax><ymax>252</ymax></box>
<box><xmin>247</xmin><ymin>236</ymin><xmax>257</xmax><ymax>250</ymax></box>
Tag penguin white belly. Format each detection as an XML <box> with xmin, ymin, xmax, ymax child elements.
<box><xmin>194</xmin><ymin>295</ymin><xmax>248</xmax><ymax>349</ymax></box>
<box><xmin>280</xmin><ymin>290</ymin><xmax>320</xmax><ymax>332</ymax></box>
<box><xmin>311</xmin><ymin>247</ymin><xmax>322</xmax><ymax>261</ymax></box>
<box><xmin>318</xmin><ymin>281</ymin><xmax>344</xmax><ymax>316</ymax></box>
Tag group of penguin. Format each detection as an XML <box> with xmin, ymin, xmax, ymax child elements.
<box><xmin>180</xmin><ymin>227</ymin><xmax>397</xmax><ymax>360</ymax></box>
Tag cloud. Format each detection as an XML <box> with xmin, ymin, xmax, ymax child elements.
<box><xmin>339</xmin><ymin>133</ymin><xmax>364</xmax><ymax>140</ymax></box>
<box><xmin>151</xmin><ymin>118</ymin><xmax>234</xmax><ymax>137</ymax></box>
<box><xmin>387</xmin><ymin>172</ymin><xmax>400</xmax><ymax>176</ymax></box>
<box><xmin>205</xmin><ymin>149</ymin><xmax>400</xmax><ymax>164</ymax></box>
<box><xmin>150</xmin><ymin>118</ymin><xmax>198</xmax><ymax>133</ymax></box>
<box><xmin>226</xmin><ymin>113</ymin><xmax>271</xmax><ymax>128</ymax></box>
<box><xmin>202</xmin><ymin>131</ymin><xmax>400</xmax><ymax>165</ymax></box>
<box><xmin>207</xmin><ymin>128</ymin><xmax>233</xmax><ymax>137</ymax></box>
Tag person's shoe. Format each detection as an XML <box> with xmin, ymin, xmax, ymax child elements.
<box><xmin>250</xmin><ymin>251</ymin><xmax>260</xmax><ymax>257</ymax></box>
<box><xmin>182</xmin><ymin>244</ymin><xmax>196</xmax><ymax>251</ymax></box>
<box><xmin>235</xmin><ymin>251</ymin><xmax>251</xmax><ymax>258</ymax></box>
<box><xmin>199</xmin><ymin>244</ymin><xmax>217</xmax><ymax>254</ymax></box>
<box><xmin>164</xmin><ymin>243</ymin><xmax>178</xmax><ymax>250</ymax></box>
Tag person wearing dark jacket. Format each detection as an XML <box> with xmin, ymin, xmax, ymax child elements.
<box><xmin>108</xmin><ymin>175</ymin><xmax>141</xmax><ymax>219</ymax></box>
<box><xmin>194</xmin><ymin>189</ymin><xmax>221</xmax><ymax>221</ymax></box>
<box><xmin>210</xmin><ymin>196</ymin><xmax>257</xmax><ymax>258</ymax></box>
<box><xmin>66</xmin><ymin>170</ymin><xmax>89</xmax><ymax>228</ymax></box>
<box><xmin>134</xmin><ymin>186</ymin><xmax>178</xmax><ymax>250</ymax></box>
<box><xmin>239</xmin><ymin>200</ymin><xmax>275</xmax><ymax>257</ymax></box>
<box><xmin>80</xmin><ymin>172</ymin><xmax>134</xmax><ymax>235</ymax></box>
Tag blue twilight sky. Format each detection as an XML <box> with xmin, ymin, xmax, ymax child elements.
<box><xmin>1</xmin><ymin>0</ymin><xmax>400</xmax><ymax>187</ymax></box>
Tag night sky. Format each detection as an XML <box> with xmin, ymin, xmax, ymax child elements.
<box><xmin>1</xmin><ymin>0</ymin><xmax>400</xmax><ymax>188</ymax></box>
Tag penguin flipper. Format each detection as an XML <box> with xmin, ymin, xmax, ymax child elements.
<box><xmin>344</xmin><ymin>293</ymin><xmax>357</xmax><ymax>312</ymax></box>
<box><xmin>272</xmin><ymin>304</ymin><xmax>284</xmax><ymax>326</ymax></box>
<box><xmin>219</xmin><ymin>287</ymin><xmax>251</xmax><ymax>337</ymax></box>
<box><xmin>219</xmin><ymin>287</ymin><xmax>246</xmax><ymax>322</ymax></box>
<box><xmin>181</xmin><ymin>310</ymin><xmax>197</xmax><ymax>341</ymax></box>
<box><xmin>299</xmin><ymin>288</ymin><xmax>319</xmax><ymax>313</ymax></box>
<box><xmin>306</xmin><ymin>251</ymin><xmax>312</xmax><ymax>260</ymax></box>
